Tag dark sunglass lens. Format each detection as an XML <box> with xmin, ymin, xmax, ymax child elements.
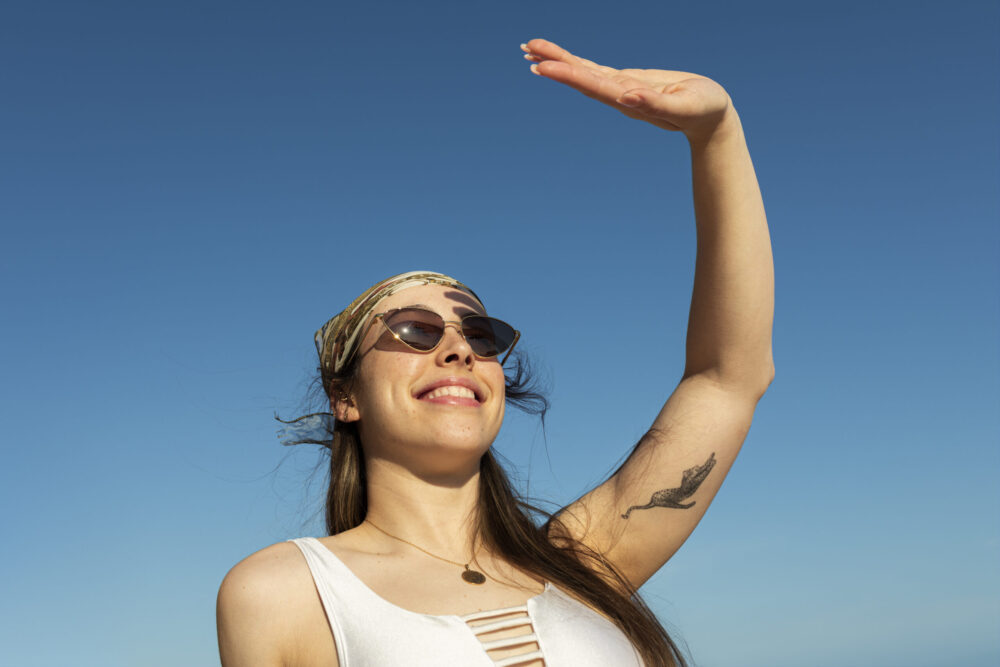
<box><xmin>462</xmin><ymin>316</ymin><xmax>515</xmax><ymax>357</ymax></box>
<box><xmin>383</xmin><ymin>309</ymin><xmax>444</xmax><ymax>350</ymax></box>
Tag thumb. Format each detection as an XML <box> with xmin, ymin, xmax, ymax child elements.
<box><xmin>616</xmin><ymin>87</ymin><xmax>686</xmax><ymax>131</ymax></box>
<box><xmin>615</xmin><ymin>88</ymin><xmax>649</xmax><ymax>109</ymax></box>
<box><xmin>617</xmin><ymin>87</ymin><xmax>683</xmax><ymax>114</ymax></box>
<box><xmin>616</xmin><ymin>89</ymin><xmax>654</xmax><ymax>108</ymax></box>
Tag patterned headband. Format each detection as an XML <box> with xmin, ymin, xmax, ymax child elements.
<box><xmin>315</xmin><ymin>270</ymin><xmax>483</xmax><ymax>378</ymax></box>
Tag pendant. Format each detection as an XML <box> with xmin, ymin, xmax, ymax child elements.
<box><xmin>462</xmin><ymin>565</ymin><xmax>486</xmax><ymax>584</ymax></box>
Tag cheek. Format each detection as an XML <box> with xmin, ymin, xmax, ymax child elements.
<box><xmin>485</xmin><ymin>365</ymin><xmax>507</xmax><ymax>421</ymax></box>
<box><xmin>490</xmin><ymin>367</ymin><xmax>507</xmax><ymax>402</ymax></box>
<box><xmin>357</xmin><ymin>356</ymin><xmax>416</xmax><ymax>407</ymax></box>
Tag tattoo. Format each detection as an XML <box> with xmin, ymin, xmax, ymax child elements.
<box><xmin>621</xmin><ymin>452</ymin><xmax>717</xmax><ymax>519</ymax></box>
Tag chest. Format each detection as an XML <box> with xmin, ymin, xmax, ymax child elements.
<box><xmin>338</xmin><ymin>549</ymin><xmax>545</xmax><ymax>616</ymax></box>
<box><xmin>293</xmin><ymin>537</ymin><xmax>643</xmax><ymax>666</ymax></box>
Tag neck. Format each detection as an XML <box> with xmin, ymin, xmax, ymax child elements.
<box><xmin>362</xmin><ymin>455</ymin><xmax>482</xmax><ymax>557</ymax></box>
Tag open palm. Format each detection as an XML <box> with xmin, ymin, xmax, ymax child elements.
<box><xmin>522</xmin><ymin>39</ymin><xmax>733</xmax><ymax>138</ymax></box>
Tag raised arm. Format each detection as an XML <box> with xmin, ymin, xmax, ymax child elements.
<box><xmin>523</xmin><ymin>39</ymin><xmax>775</xmax><ymax>588</ymax></box>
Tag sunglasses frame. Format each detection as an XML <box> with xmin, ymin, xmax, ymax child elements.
<box><xmin>361</xmin><ymin>306</ymin><xmax>520</xmax><ymax>365</ymax></box>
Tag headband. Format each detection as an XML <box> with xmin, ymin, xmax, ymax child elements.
<box><xmin>314</xmin><ymin>270</ymin><xmax>483</xmax><ymax>378</ymax></box>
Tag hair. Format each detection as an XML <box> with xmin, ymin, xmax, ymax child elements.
<box><xmin>315</xmin><ymin>351</ymin><xmax>687</xmax><ymax>667</ymax></box>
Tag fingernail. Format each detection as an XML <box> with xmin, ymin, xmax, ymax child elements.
<box><xmin>520</xmin><ymin>43</ymin><xmax>529</xmax><ymax>52</ymax></box>
<box><xmin>530</xmin><ymin>64</ymin><xmax>539</xmax><ymax>75</ymax></box>
<box><xmin>619</xmin><ymin>94</ymin><xmax>641</xmax><ymax>107</ymax></box>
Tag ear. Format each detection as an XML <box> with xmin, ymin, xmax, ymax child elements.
<box><xmin>332</xmin><ymin>393</ymin><xmax>360</xmax><ymax>423</ymax></box>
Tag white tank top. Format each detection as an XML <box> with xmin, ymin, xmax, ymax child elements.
<box><xmin>290</xmin><ymin>537</ymin><xmax>644</xmax><ymax>666</ymax></box>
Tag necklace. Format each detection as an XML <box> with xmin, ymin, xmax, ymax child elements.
<box><xmin>364</xmin><ymin>519</ymin><xmax>487</xmax><ymax>585</ymax></box>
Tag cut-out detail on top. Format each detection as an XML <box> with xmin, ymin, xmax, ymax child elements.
<box><xmin>463</xmin><ymin>605</ymin><xmax>545</xmax><ymax>667</ymax></box>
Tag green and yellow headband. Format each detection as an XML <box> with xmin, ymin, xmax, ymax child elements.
<box><xmin>315</xmin><ymin>270</ymin><xmax>483</xmax><ymax>378</ymax></box>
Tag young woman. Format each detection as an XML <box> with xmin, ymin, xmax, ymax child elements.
<box><xmin>217</xmin><ymin>38</ymin><xmax>774</xmax><ymax>667</ymax></box>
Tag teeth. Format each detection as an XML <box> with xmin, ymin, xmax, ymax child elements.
<box><xmin>423</xmin><ymin>385</ymin><xmax>477</xmax><ymax>400</ymax></box>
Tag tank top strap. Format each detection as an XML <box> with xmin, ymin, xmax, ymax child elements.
<box><xmin>288</xmin><ymin>537</ymin><xmax>356</xmax><ymax>664</ymax></box>
<box><xmin>290</xmin><ymin>536</ymin><xmax>372</xmax><ymax>598</ymax></box>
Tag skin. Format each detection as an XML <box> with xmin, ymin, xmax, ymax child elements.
<box><xmin>340</xmin><ymin>285</ymin><xmax>508</xmax><ymax>487</ymax></box>
<box><xmin>218</xmin><ymin>38</ymin><xmax>774</xmax><ymax>667</ymax></box>
<box><xmin>520</xmin><ymin>40</ymin><xmax>774</xmax><ymax>588</ymax></box>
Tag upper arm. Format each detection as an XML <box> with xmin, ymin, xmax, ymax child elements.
<box><xmin>552</xmin><ymin>372</ymin><xmax>770</xmax><ymax>589</ymax></box>
<box><xmin>217</xmin><ymin>542</ymin><xmax>337</xmax><ymax>667</ymax></box>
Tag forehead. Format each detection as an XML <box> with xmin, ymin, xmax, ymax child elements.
<box><xmin>372</xmin><ymin>283</ymin><xmax>486</xmax><ymax>317</ymax></box>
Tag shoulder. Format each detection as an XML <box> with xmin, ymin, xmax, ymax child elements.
<box><xmin>218</xmin><ymin>541</ymin><xmax>313</xmax><ymax>611</ymax></box>
<box><xmin>222</xmin><ymin>540</ymin><xmax>308</xmax><ymax>583</ymax></box>
<box><xmin>218</xmin><ymin>541</ymin><xmax>333</xmax><ymax>667</ymax></box>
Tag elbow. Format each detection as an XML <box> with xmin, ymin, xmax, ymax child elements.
<box><xmin>758</xmin><ymin>362</ymin><xmax>776</xmax><ymax>398</ymax></box>
<box><xmin>687</xmin><ymin>358</ymin><xmax>775</xmax><ymax>400</ymax></box>
<box><xmin>731</xmin><ymin>360</ymin><xmax>775</xmax><ymax>402</ymax></box>
<box><xmin>748</xmin><ymin>352</ymin><xmax>776</xmax><ymax>399</ymax></box>
<box><xmin>750</xmin><ymin>344</ymin><xmax>776</xmax><ymax>394</ymax></box>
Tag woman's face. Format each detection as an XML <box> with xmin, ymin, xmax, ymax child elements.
<box><xmin>340</xmin><ymin>284</ymin><xmax>507</xmax><ymax>475</ymax></box>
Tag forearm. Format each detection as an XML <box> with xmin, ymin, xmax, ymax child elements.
<box><xmin>682</xmin><ymin>107</ymin><xmax>775</xmax><ymax>393</ymax></box>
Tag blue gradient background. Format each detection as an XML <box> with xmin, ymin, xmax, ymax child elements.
<box><xmin>2</xmin><ymin>1</ymin><xmax>997</xmax><ymax>665</ymax></box>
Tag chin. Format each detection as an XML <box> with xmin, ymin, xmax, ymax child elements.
<box><xmin>432</xmin><ymin>432</ymin><xmax>496</xmax><ymax>454</ymax></box>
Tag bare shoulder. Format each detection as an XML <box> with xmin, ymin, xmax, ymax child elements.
<box><xmin>217</xmin><ymin>541</ymin><xmax>337</xmax><ymax>667</ymax></box>
<box><xmin>220</xmin><ymin>541</ymin><xmax>311</xmax><ymax>600</ymax></box>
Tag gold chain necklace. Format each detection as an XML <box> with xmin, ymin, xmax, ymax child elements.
<box><xmin>365</xmin><ymin>519</ymin><xmax>487</xmax><ymax>585</ymax></box>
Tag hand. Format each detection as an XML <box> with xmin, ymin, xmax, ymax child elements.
<box><xmin>522</xmin><ymin>39</ymin><xmax>734</xmax><ymax>140</ymax></box>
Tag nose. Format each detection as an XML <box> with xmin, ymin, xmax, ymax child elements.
<box><xmin>435</xmin><ymin>321</ymin><xmax>475</xmax><ymax>367</ymax></box>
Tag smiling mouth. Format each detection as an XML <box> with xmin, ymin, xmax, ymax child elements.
<box><xmin>420</xmin><ymin>385</ymin><xmax>478</xmax><ymax>401</ymax></box>
<box><xmin>415</xmin><ymin>382</ymin><xmax>484</xmax><ymax>407</ymax></box>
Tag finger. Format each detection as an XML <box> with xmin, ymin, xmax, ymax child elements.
<box><xmin>522</xmin><ymin>39</ymin><xmax>614</xmax><ymax>74</ymax></box>
<box><xmin>522</xmin><ymin>39</ymin><xmax>575</xmax><ymax>63</ymax></box>
<box><xmin>532</xmin><ymin>60</ymin><xmax>637</xmax><ymax>105</ymax></box>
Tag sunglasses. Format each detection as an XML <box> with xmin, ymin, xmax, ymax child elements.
<box><xmin>364</xmin><ymin>307</ymin><xmax>520</xmax><ymax>364</ymax></box>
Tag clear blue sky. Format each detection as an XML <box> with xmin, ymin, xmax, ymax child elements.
<box><xmin>2</xmin><ymin>1</ymin><xmax>998</xmax><ymax>666</ymax></box>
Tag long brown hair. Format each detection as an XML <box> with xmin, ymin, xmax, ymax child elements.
<box><xmin>318</xmin><ymin>352</ymin><xmax>687</xmax><ymax>667</ymax></box>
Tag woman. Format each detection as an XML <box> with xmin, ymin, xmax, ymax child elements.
<box><xmin>217</xmin><ymin>38</ymin><xmax>774</xmax><ymax>667</ymax></box>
